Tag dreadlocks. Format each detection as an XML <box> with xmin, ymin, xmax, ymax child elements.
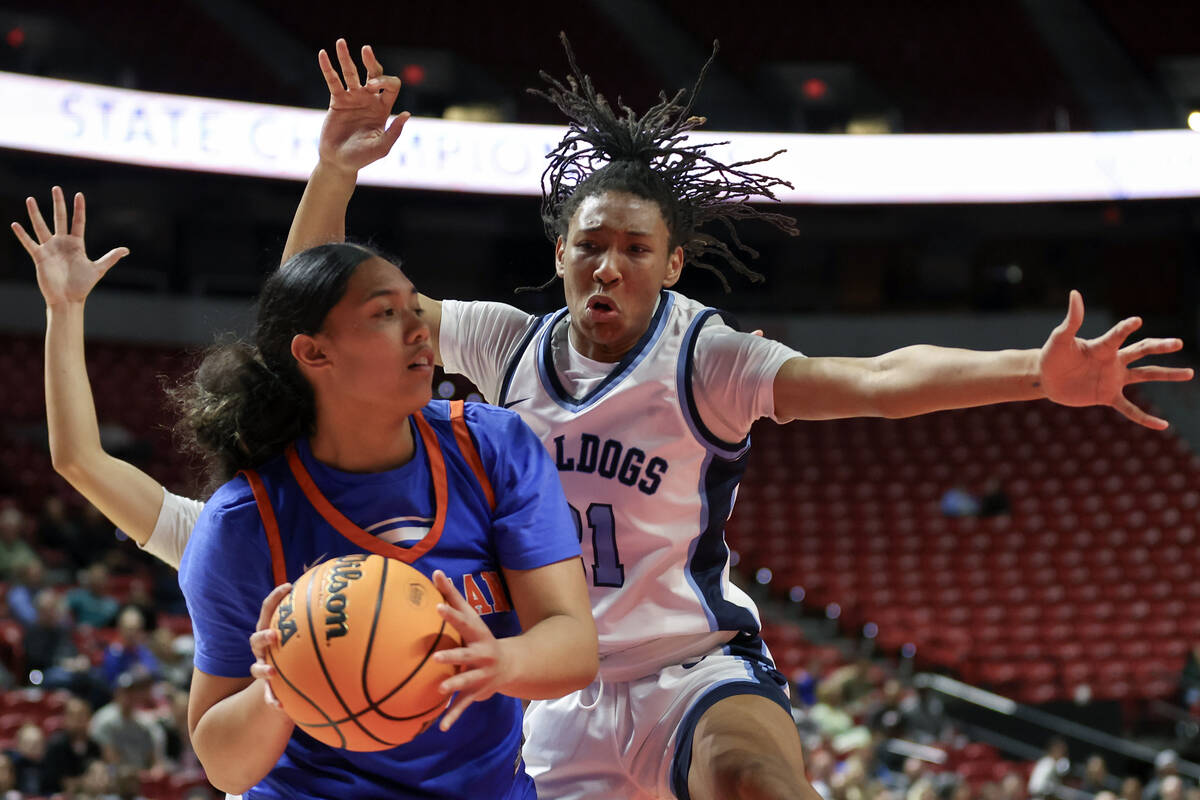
<box><xmin>528</xmin><ymin>33</ymin><xmax>799</xmax><ymax>292</ymax></box>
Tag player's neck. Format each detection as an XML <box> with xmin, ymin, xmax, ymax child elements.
<box><xmin>308</xmin><ymin>405</ymin><xmax>417</xmax><ymax>473</ymax></box>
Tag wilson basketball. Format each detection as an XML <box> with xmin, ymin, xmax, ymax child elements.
<box><xmin>265</xmin><ymin>553</ymin><xmax>461</xmax><ymax>751</ymax></box>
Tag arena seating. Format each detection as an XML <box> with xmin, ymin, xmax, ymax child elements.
<box><xmin>728</xmin><ymin>399</ymin><xmax>1199</xmax><ymax>705</ymax></box>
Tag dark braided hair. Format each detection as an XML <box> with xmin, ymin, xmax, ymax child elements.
<box><xmin>528</xmin><ymin>33</ymin><xmax>798</xmax><ymax>292</ymax></box>
<box><xmin>174</xmin><ymin>243</ymin><xmax>382</xmax><ymax>494</ymax></box>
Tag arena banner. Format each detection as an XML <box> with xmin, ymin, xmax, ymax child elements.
<box><xmin>2</xmin><ymin>71</ymin><xmax>1199</xmax><ymax>203</ymax></box>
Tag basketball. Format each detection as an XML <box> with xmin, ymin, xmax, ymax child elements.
<box><xmin>265</xmin><ymin>553</ymin><xmax>461</xmax><ymax>751</ymax></box>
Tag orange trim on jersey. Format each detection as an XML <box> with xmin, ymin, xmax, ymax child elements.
<box><xmin>284</xmin><ymin>412</ymin><xmax>448</xmax><ymax>563</ymax></box>
<box><xmin>449</xmin><ymin>400</ymin><xmax>496</xmax><ymax>512</ymax></box>
<box><xmin>239</xmin><ymin>469</ymin><xmax>288</xmax><ymax>586</ymax></box>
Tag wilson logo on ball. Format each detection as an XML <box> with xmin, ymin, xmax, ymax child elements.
<box><xmin>277</xmin><ymin>593</ymin><xmax>298</xmax><ymax>647</ymax></box>
<box><xmin>324</xmin><ymin>554</ymin><xmax>369</xmax><ymax>642</ymax></box>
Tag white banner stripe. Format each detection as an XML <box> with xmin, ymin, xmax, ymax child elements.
<box><xmin>2</xmin><ymin>71</ymin><xmax>1199</xmax><ymax>203</ymax></box>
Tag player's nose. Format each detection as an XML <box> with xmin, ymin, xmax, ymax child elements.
<box><xmin>592</xmin><ymin>249</ymin><xmax>621</xmax><ymax>285</ymax></box>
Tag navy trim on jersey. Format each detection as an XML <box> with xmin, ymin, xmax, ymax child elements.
<box><xmin>685</xmin><ymin>452</ymin><xmax>758</xmax><ymax>634</ymax></box>
<box><xmin>535</xmin><ymin>290</ymin><xmax>675</xmax><ymax>412</ymax></box>
<box><xmin>668</xmin><ymin>658</ymin><xmax>792</xmax><ymax>800</ymax></box>
<box><xmin>497</xmin><ymin>315</ymin><xmax>546</xmax><ymax>407</ymax></box>
<box><xmin>676</xmin><ymin>309</ymin><xmax>751</xmax><ymax>456</ymax></box>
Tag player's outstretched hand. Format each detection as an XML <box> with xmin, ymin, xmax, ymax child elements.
<box><xmin>1038</xmin><ymin>290</ymin><xmax>1193</xmax><ymax>429</ymax></box>
<box><xmin>430</xmin><ymin>569</ymin><xmax>519</xmax><ymax>731</ymax></box>
<box><xmin>317</xmin><ymin>38</ymin><xmax>411</xmax><ymax>174</ymax></box>
<box><xmin>11</xmin><ymin>187</ymin><xmax>129</xmax><ymax>308</ymax></box>
<box><xmin>248</xmin><ymin>582</ymin><xmax>294</xmax><ymax>714</ymax></box>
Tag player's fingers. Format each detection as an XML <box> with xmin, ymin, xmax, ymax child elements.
<box><xmin>382</xmin><ymin>111</ymin><xmax>411</xmax><ymax>149</ymax></box>
<box><xmin>750</xmin><ymin>329</ymin><xmax>764</xmax><ymax>337</ymax></box>
<box><xmin>249</xmin><ymin>660</ymin><xmax>276</xmax><ymax>681</ymax></box>
<box><xmin>438</xmin><ymin>691</ymin><xmax>479</xmax><ymax>731</ymax></box>
<box><xmin>439</xmin><ymin>666</ymin><xmax>491</xmax><ymax>695</ymax></box>
<box><xmin>433</xmin><ymin>644</ymin><xmax>495</xmax><ymax>667</ymax></box>
<box><xmin>1094</xmin><ymin>316</ymin><xmax>1142</xmax><ymax>351</ymax></box>
<box><xmin>1114</xmin><ymin>395</ymin><xmax>1168</xmax><ymax>430</ymax></box>
<box><xmin>249</xmin><ymin>628</ymin><xmax>279</xmax><ymax>660</ymax></box>
<box><xmin>431</xmin><ymin>570</ymin><xmax>473</xmax><ymax>614</ymax></box>
<box><xmin>1119</xmin><ymin>337</ymin><xmax>1183</xmax><ymax>364</ymax></box>
<box><xmin>1054</xmin><ymin>289</ymin><xmax>1085</xmax><ymax>339</ymax></box>
<box><xmin>10</xmin><ymin>222</ymin><xmax>37</xmax><ymax>257</ymax></box>
<box><xmin>95</xmin><ymin>247</ymin><xmax>130</xmax><ymax>274</ymax></box>
<box><xmin>317</xmin><ymin>48</ymin><xmax>345</xmax><ymax>96</ymax></box>
<box><xmin>26</xmin><ymin>197</ymin><xmax>51</xmax><ymax>242</ymax></box>
<box><xmin>1127</xmin><ymin>365</ymin><xmax>1194</xmax><ymax>384</ymax></box>
<box><xmin>361</xmin><ymin>44</ymin><xmax>385</xmax><ymax>78</ymax></box>
<box><xmin>51</xmin><ymin>186</ymin><xmax>68</xmax><ymax>235</ymax></box>
<box><xmin>71</xmin><ymin>192</ymin><xmax>86</xmax><ymax>238</ymax></box>
<box><xmin>256</xmin><ymin>582</ymin><xmax>293</xmax><ymax>632</ymax></box>
<box><xmin>335</xmin><ymin>37</ymin><xmax>362</xmax><ymax>89</ymax></box>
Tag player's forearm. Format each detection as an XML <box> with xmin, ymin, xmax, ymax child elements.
<box><xmin>776</xmin><ymin>346</ymin><xmax>1046</xmax><ymax>421</ymax></box>
<box><xmin>498</xmin><ymin>613</ymin><xmax>598</xmax><ymax>700</ymax></box>
<box><xmin>44</xmin><ymin>302</ymin><xmax>166</xmax><ymax>544</ymax></box>
<box><xmin>45</xmin><ymin>301</ymin><xmax>103</xmax><ymax>472</ymax></box>
<box><xmin>282</xmin><ymin>160</ymin><xmax>358</xmax><ymax>264</ymax></box>
<box><xmin>192</xmin><ymin>680</ymin><xmax>294</xmax><ymax>794</ymax></box>
<box><xmin>868</xmin><ymin>345</ymin><xmax>1045</xmax><ymax>418</ymax></box>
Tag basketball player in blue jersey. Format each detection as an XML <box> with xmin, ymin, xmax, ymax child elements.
<box><xmin>18</xmin><ymin>39</ymin><xmax>1193</xmax><ymax>800</ymax></box>
<box><xmin>13</xmin><ymin>190</ymin><xmax>598</xmax><ymax>800</ymax></box>
<box><xmin>278</xmin><ymin>38</ymin><xmax>1193</xmax><ymax>800</ymax></box>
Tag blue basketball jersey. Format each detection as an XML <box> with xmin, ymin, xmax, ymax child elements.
<box><xmin>179</xmin><ymin>400</ymin><xmax>580</xmax><ymax>800</ymax></box>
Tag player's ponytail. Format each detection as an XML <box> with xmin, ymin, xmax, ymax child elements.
<box><xmin>176</xmin><ymin>242</ymin><xmax>380</xmax><ymax>493</ymax></box>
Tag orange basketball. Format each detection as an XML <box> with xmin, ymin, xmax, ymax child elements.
<box><xmin>265</xmin><ymin>553</ymin><xmax>461</xmax><ymax>751</ymax></box>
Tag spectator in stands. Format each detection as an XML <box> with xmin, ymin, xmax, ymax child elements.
<box><xmin>158</xmin><ymin>686</ymin><xmax>199</xmax><ymax>773</ymax></box>
<box><xmin>7</xmin><ymin>558</ymin><xmax>48</xmax><ymax>628</ymax></box>
<box><xmin>906</xmin><ymin>777</ymin><xmax>938</xmax><ymax>800</ymax></box>
<box><xmin>67</xmin><ymin>564</ymin><xmax>120</xmax><ymax>628</ymax></box>
<box><xmin>1160</xmin><ymin>777</ymin><xmax>1185</xmax><ymax>800</ymax></box>
<box><xmin>100</xmin><ymin>607</ymin><xmax>160</xmax><ymax>687</ymax></box>
<box><xmin>8</xmin><ymin>721</ymin><xmax>48</xmax><ymax>796</ymax></box>
<box><xmin>89</xmin><ymin>669</ymin><xmax>164</xmax><ymax>772</ymax></box>
<box><xmin>148</xmin><ymin>628</ymin><xmax>191</xmax><ymax>690</ymax></box>
<box><xmin>0</xmin><ymin>753</ymin><xmax>16</xmax><ymax>798</ymax></box>
<box><xmin>1096</xmin><ymin>792</ymin><xmax>1119</xmax><ymax>800</ymax></box>
<box><xmin>43</xmin><ymin>695</ymin><xmax>103</xmax><ymax>795</ymax></box>
<box><xmin>1146</xmin><ymin>751</ymin><xmax>1181</xmax><ymax>800</ymax></box>
<box><xmin>111</xmin><ymin>764</ymin><xmax>149</xmax><ymax>800</ymax></box>
<box><xmin>1082</xmin><ymin>754</ymin><xmax>1112</xmax><ymax>794</ymax></box>
<box><xmin>37</xmin><ymin>496</ymin><xmax>86</xmax><ymax>569</ymax></box>
<box><xmin>977</xmin><ymin>479</ymin><xmax>1010</xmax><ymax>517</ymax></box>
<box><xmin>0</xmin><ymin>506</ymin><xmax>37</xmax><ymax>581</ymax></box>
<box><xmin>1123</xmin><ymin>777</ymin><xmax>1145</xmax><ymax>800</ymax></box>
<box><xmin>807</xmin><ymin>749</ymin><xmax>836</xmax><ymax>799</ymax></box>
<box><xmin>1001</xmin><ymin>773</ymin><xmax>1027</xmax><ymax>800</ymax></box>
<box><xmin>1028</xmin><ymin>737</ymin><xmax>1070</xmax><ymax>798</ymax></box>
<box><xmin>25</xmin><ymin>587</ymin><xmax>76</xmax><ymax>674</ymax></box>
<box><xmin>76</xmin><ymin>757</ymin><xmax>116</xmax><ymax>800</ymax></box>
<box><xmin>811</xmin><ymin>682</ymin><xmax>856</xmax><ymax>738</ymax></box>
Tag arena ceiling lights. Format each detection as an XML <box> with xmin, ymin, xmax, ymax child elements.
<box><xmin>2</xmin><ymin>71</ymin><xmax>1199</xmax><ymax>204</ymax></box>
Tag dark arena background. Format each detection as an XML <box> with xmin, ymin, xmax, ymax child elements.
<box><xmin>0</xmin><ymin>1</ymin><xmax>1199</xmax><ymax>798</ymax></box>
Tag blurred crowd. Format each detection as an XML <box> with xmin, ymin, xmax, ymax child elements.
<box><xmin>0</xmin><ymin>497</ymin><xmax>206</xmax><ymax>800</ymax></box>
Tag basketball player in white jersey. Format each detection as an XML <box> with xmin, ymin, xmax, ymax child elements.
<box><xmin>278</xmin><ymin>38</ymin><xmax>1192</xmax><ymax>800</ymax></box>
<box><xmin>21</xmin><ymin>37</ymin><xmax>1192</xmax><ymax>800</ymax></box>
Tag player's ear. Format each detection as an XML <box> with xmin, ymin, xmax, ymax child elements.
<box><xmin>291</xmin><ymin>333</ymin><xmax>330</xmax><ymax>371</ymax></box>
<box><xmin>555</xmin><ymin>236</ymin><xmax>567</xmax><ymax>278</ymax></box>
<box><xmin>662</xmin><ymin>245</ymin><xmax>684</xmax><ymax>288</ymax></box>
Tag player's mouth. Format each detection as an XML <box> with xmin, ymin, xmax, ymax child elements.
<box><xmin>585</xmin><ymin>295</ymin><xmax>620</xmax><ymax>322</ymax></box>
<box><xmin>408</xmin><ymin>348</ymin><xmax>435</xmax><ymax>372</ymax></box>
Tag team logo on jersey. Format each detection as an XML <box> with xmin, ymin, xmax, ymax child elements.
<box><xmin>553</xmin><ymin>434</ymin><xmax>668</xmax><ymax>495</ymax></box>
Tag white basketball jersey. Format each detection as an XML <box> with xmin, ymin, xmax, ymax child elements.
<box><xmin>498</xmin><ymin>290</ymin><xmax>762</xmax><ymax>680</ymax></box>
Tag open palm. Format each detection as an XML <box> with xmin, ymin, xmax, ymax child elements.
<box><xmin>11</xmin><ymin>187</ymin><xmax>128</xmax><ymax>307</ymax></box>
<box><xmin>1038</xmin><ymin>290</ymin><xmax>1192</xmax><ymax>429</ymax></box>
<box><xmin>317</xmin><ymin>38</ymin><xmax>411</xmax><ymax>173</ymax></box>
